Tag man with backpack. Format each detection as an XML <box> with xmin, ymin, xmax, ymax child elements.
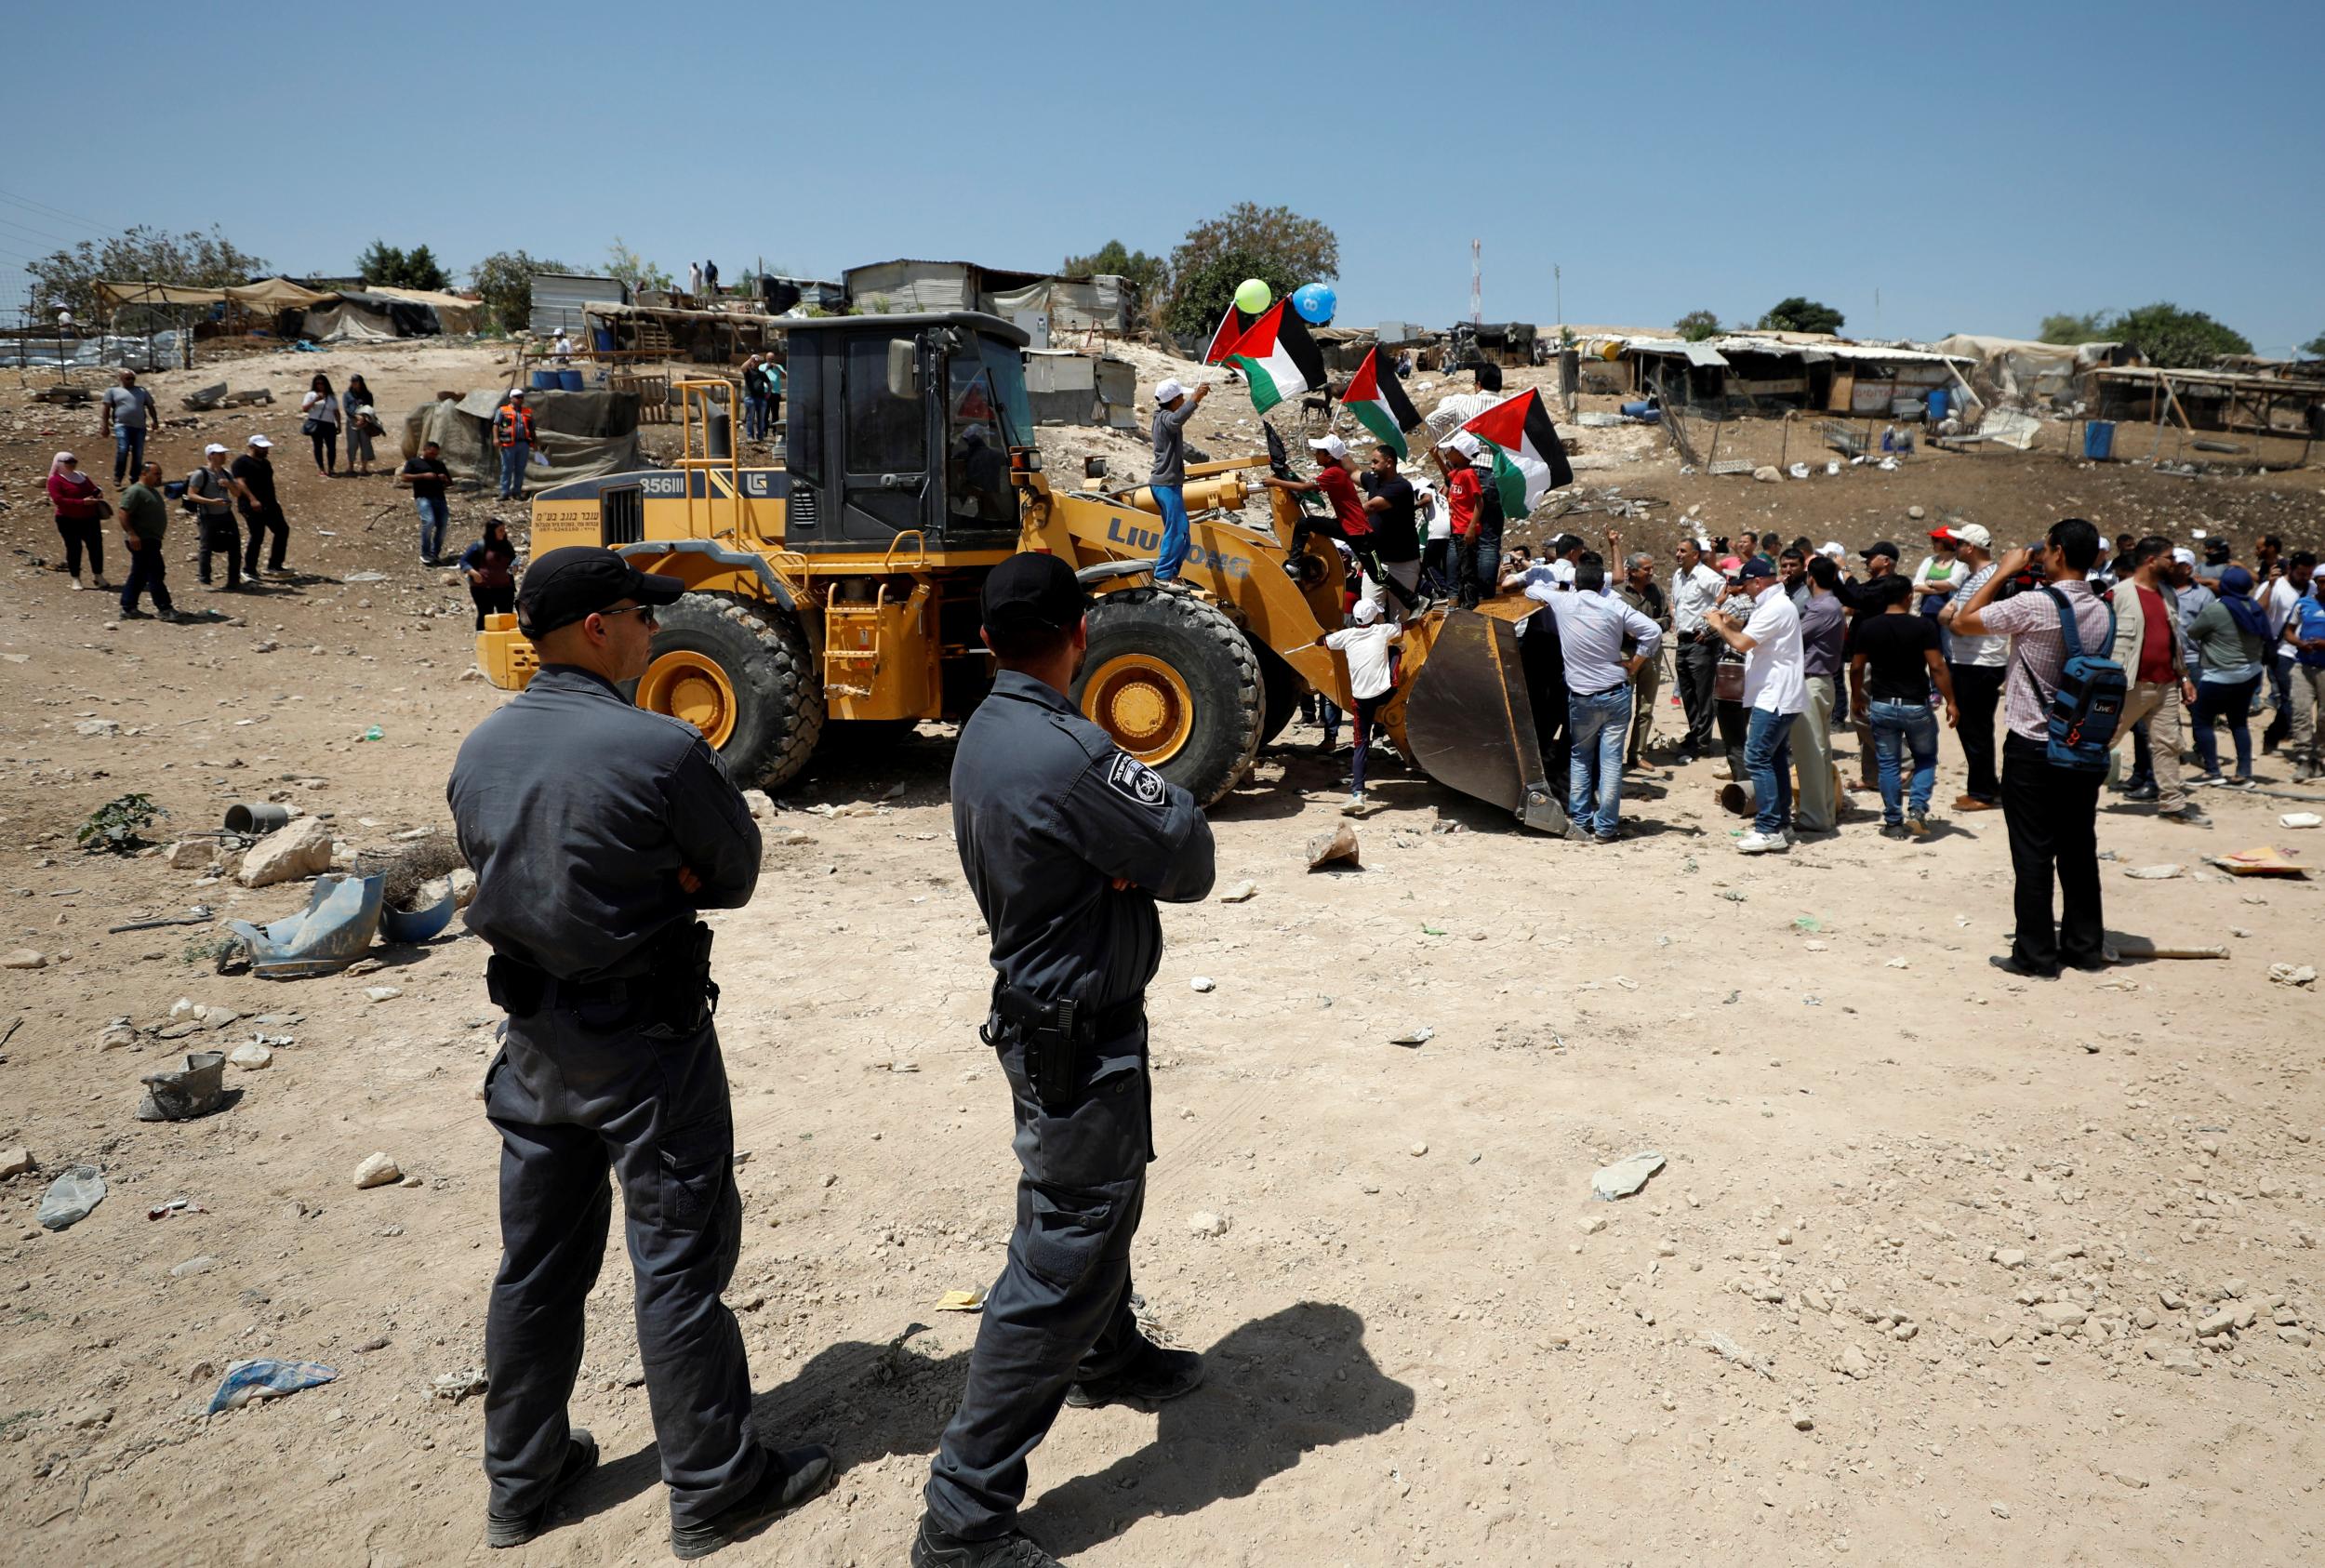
<box><xmin>1951</xmin><ymin>518</ymin><xmax>2120</xmax><ymax>977</ymax></box>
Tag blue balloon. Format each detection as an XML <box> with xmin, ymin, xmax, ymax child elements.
<box><xmin>1292</xmin><ymin>283</ymin><xmax>1336</xmax><ymax>325</ymax></box>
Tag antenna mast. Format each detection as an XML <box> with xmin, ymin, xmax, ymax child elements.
<box><xmin>1469</xmin><ymin>239</ymin><xmax>1481</xmax><ymax>328</ymax></box>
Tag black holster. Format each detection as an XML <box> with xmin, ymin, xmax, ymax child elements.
<box><xmin>486</xmin><ymin>920</ymin><xmax>718</xmax><ymax>1029</ymax></box>
<box><xmin>982</xmin><ymin>982</ymin><xmax>1143</xmax><ymax>1114</ymax></box>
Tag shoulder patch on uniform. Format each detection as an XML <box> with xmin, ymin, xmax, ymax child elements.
<box><xmin>1106</xmin><ymin>751</ymin><xmax>1169</xmax><ymax>809</ymax></box>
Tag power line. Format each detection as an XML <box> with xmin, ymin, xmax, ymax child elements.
<box><xmin>0</xmin><ymin>213</ymin><xmax>81</xmax><ymax>247</ymax></box>
<box><xmin>0</xmin><ymin>186</ymin><xmax>113</xmax><ymax>233</ymax></box>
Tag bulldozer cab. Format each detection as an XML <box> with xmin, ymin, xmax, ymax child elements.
<box><xmin>778</xmin><ymin>312</ymin><xmax>1035</xmax><ymax>555</ymax></box>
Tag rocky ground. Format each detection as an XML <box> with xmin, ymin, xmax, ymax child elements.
<box><xmin>1</xmin><ymin>339</ymin><xmax>2322</xmax><ymax>1566</ymax></box>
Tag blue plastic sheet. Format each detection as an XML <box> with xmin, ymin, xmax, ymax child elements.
<box><xmin>207</xmin><ymin>1358</ymin><xmax>338</xmax><ymax>1414</ymax></box>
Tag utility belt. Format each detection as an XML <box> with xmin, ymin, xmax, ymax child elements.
<box><xmin>486</xmin><ymin>920</ymin><xmax>719</xmax><ymax>1030</ymax></box>
<box><xmin>981</xmin><ymin>981</ymin><xmax>1145</xmax><ymax>1114</ymax></box>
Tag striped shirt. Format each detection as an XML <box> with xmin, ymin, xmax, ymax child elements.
<box><xmin>1973</xmin><ymin>578</ymin><xmax>2113</xmax><ymax>743</ymax></box>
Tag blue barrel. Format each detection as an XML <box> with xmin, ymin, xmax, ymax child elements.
<box><xmin>2084</xmin><ymin>420</ymin><xmax>2115</xmax><ymax>459</ymax></box>
<box><xmin>557</xmin><ymin>369</ymin><xmax>584</xmax><ymax>392</ymax></box>
<box><xmin>591</xmin><ymin>327</ymin><xmax>615</xmax><ymax>352</ymax></box>
<box><xmin>529</xmin><ymin>369</ymin><xmax>560</xmax><ymax>391</ymax></box>
<box><xmin>1927</xmin><ymin>388</ymin><xmax>1949</xmax><ymax>421</ymax></box>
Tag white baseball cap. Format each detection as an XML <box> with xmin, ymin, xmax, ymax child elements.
<box><xmin>1350</xmin><ymin>597</ymin><xmax>1383</xmax><ymax>626</ymax></box>
<box><xmin>1818</xmin><ymin>540</ymin><xmax>1846</xmax><ymax>560</ymax></box>
<box><xmin>508</xmin><ymin>387</ymin><xmax>526</xmax><ymax>398</ymax></box>
<box><xmin>2172</xmin><ymin>547</ymin><xmax>2196</xmax><ymax>566</ymax></box>
<box><xmin>1153</xmin><ymin>379</ymin><xmax>1185</xmax><ymax>405</ymax></box>
<box><xmin>1308</xmin><ymin>433</ymin><xmax>1348</xmax><ymax>459</ymax></box>
<box><xmin>246</xmin><ymin>433</ymin><xmax>272</xmax><ymax>448</ymax></box>
<box><xmin>203</xmin><ymin>443</ymin><xmax>229</xmax><ymax>456</ymax></box>
<box><xmin>1442</xmin><ymin>431</ymin><xmax>1481</xmax><ymax>459</ymax></box>
<box><xmin>1944</xmin><ymin>522</ymin><xmax>1990</xmax><ymax>550</ymax></box>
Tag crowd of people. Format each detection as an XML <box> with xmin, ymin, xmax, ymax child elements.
<box><xmin>45</xmin><ymin>365</ymin><xmax>527</xmax><ymax>626</ymax></box>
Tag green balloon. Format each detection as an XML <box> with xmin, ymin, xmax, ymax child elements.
<box><xmin>1233</xmin><ymin>278</ymin><xmax>1272</xmax><ymax>315</ymax></box>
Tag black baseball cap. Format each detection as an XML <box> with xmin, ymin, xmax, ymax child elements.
<box><xmin>980</xmin><ymin>551</ymin><xmax>1088</xmax><ymax>637</ymax></box>
<box><xmin>2202</xmin><ymin>537</ymin><xmax>2231</xmax><ymax>560</ymax></box>
<box><xmin>1736</xmin><ymin>557</ymin><xmax>1777</xmax><ymax>581</ymax></box>
<box><xmin>517</xmin><ymin>545</ymin><xmax>684</xmax><ymax>637</ymax></box>
<box><xmin>1860</xmin><ymin>540</ymin><xmax>1900</xmax><ymax>562</ymax></box>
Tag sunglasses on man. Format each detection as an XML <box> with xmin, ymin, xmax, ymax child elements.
<box><xmin>594</xmin><ymin>605</ymin><xmax>658</xmax><ymax>627</ymax></box>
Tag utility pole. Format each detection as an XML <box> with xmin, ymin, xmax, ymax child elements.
<box><xmin>1469</xmin><ymin>239</ymin><xmax>1481</xmax><ymax>329</ymax></box>
<box><xmin>1555</xmin><ymin>263</ymin><xmax>1562</xmax><ymax>332</ymax></box>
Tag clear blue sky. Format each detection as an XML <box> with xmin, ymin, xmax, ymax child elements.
<box><xmin>6</xmin><ymin>0</ymin><xmax>2318</xmax><ymax>353</ymax></box>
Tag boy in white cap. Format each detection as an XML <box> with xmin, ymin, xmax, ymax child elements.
<box><xmin>187</xmin><ymin>444</ymin><xmax>251</xmax><ymax>590</ymax></box>
<box><xmin>1320</xmin><ymin>597</ymin><xmax>1404</xmax><ymax>811</ymax></box>
<box><xmin>1264</xmin><ymin>433</ymin><xmax>1417</xmax><ymax>615</ymax></box>
<box><xmin>1436</xmin><ymin>432</ymin><xmax>1486</xmax><ymax>606</ymax></box>
<box><xmin>495</xmin><ymin>390</ymin><xmax>536</xmax><ymax>500</ymax></box>
<box><xmin>1148</xmin><ymin>378</ymin><xmax>1210</xmax><ymax>587</ymax></box>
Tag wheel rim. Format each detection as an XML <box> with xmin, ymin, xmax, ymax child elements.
<box><xmin>637</xmin><ymin>650</ymin><xmax>738</xmax><ymax>747</ymax></box>
<box><xmin>1083</xmin><ymin>653</ymin><xmax>1194</xmax><ymax>764</ymax></box>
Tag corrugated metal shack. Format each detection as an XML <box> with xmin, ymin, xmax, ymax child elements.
<box><xmin>1621</xmin><ymin>334</ymin><xmax>1975</xmax><ymax>418</ymax></box>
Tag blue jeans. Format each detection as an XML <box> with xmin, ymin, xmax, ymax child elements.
<box><xmin>1150</xmin><ymin>485</ymin><xmax>1190</xmax><ymax>581</ymax></box>
<box><xmin>1744</xmin><ymin>706</ymin><xmax>1794</xmax><ymax>836</ymax></box>
<box><xmin>415</xmin><ymin>495</ymin><xmax>449</xmax><ymax>561</ymax></box>
<box><xmin>1566</xmin><ymin>685</ymin><xmax>1631</xmax><ymax>838</ymax></box>
<box><xmin>1868</xmin><ymin>698</ymin><xmax>1939</xmax><ymax>825</ymax></box>
<box><xmin>113</xmin><ymin>422</ymin><xmax>146</xmax><ymax>485</ymax></box>
<box><xmin>742</xmin><ymin>394</ymin><xmax>768</xmax><ymax>441</ymax></box>
<box><xmin>498</xmin><ymin>442</ymin><xmax>528</xmax><ymax>498</ymax></box>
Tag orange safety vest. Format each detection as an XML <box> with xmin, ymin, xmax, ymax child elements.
<box><xmin>495</xmin><ymin>405</ymin><xmax>535</xmax><ymax>448</ymax></box>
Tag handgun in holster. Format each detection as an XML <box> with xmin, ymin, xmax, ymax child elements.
<box><xmin>646</xmin><ymin>919</ymin><xmax>719</xmax><ymax>1030</ymax></box>
<box><xmin>985</xmin><ymin>982</ymin><xmax>1082</xmax><ymax>1113</ymax></box>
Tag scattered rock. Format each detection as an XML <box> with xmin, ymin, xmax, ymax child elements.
<box><xmin>1995</xmin><ymin>1248</ymin><xmax>2029</xmax><ymax>1269</ymax></box>
<box><xmin>2032</xmin><ymin>1302</ymin><xmax>2087</xmax><ymax>1330</ymax></box>
<box><xmin>166</xmin><ymin>839</ymin><xmax>214</xmax><ymax>870</ymax></box>
<box><xmin>1216</xmin><ymin>880</ymin><xmax>1256</xmax><ymax>903</ymax></box>
<box><xmin>2268</xmin><ymin>963</ymin><xmax>2317</xmax><ymax>989</ymax></box>
<box><xmin>364</xmin><ymin>986</ymin><xmax>403</xmax><ymax>1003</ymax></box>
<box><xmin>1189</xmin><ymin>975</ymin><xmax>1216</xmax><ymax>993</ymax></box>
<box><xmin>1306</xmin><ymin>822</ymin><xmax>1361</xmax><ymax>870</ymax></box>
<box><xmin>1590</xmin><ymin>1149</ymin><xmax>1666</xmax><ymax>1202</ymax></box>
<box><xmin>1752</xmin><ymin>465</ymin><xmax>1781</xmax><ymax>484</ymax></box>
<box><xmin>1187</xmin><ymin>1211</ymin><xmax>1229</xmax><ymax>1238</ymax></box>
<box><xmin>229</xmin><ymin>1043</ymin><xmax>274</xmax><ymax>1070</ymax></box>
<box><xmin>236</xmin><ymin>817</ymin><xmax>336</xmax><ymax>888</ymax></box>
<box><xmin>1790</xmin><ymin>1410</ymin><xmax>1814</xmax><ymax>1431</ymax></box>
<box><xmin>2</xmin><ymin>949</ymin><xmax>49</xmax><ymax>970</ymax></box>
<box><xmin>1576</xmin><ymin>1216</ymin><xmax>1607</xmax><ymax>1235</ymax></box>
<box><xmin>353</xmin><ymin>1152</ymin><xmax>402</xmax><ymax>1189</ymax></box>
<box><xmin>1409</xmin><ymin>1141</ymin><xmax>1428</xmax><ymax>1157</ymax></box>
<box><xmin>432</xmin><ymin>1367</ymin><xmax>489</xmax><ymax>1403</ymax></box>
<box><xmin>2120</xmin><ymin>863</ymin><xmax>2183</xmax><ymax>880</ymax></box>
<box><xmin>1906</xmin><ymin>505</ymin><xmax>1926</xmax><ymax>521</ymax></box>
<box><xmin>2196</xmin><ymin>1307</ymin><xmax>2237</xmax><ymax>1335</ymax></box>
<box><xmin>0</xmin><ymin>1147</ymin><xmax>33</xmax><ymax>1179</ymax></box>
<box><xmin>742</xmin><ymin>790</ymin><xmax>776</xmax><ymax>820</ymax></box>
<box><xmin>616</xmin><ymin>1361</ymin><xmax>645</xmax><ymax>1389</ymax></box>
<box><xmin>169</xmin><ymin>1254</ymin><xmax>217</xmax><ymax>1277</ymax></box>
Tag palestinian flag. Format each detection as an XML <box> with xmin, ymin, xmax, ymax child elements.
<box><xmin>1202</xmin><ymin>305</ymin><xmax>1243</xmax><ymax>365</ymax></box>
<box><xmin>1341</xmin><ymin>346</ymin><xmax>1421</xmax><ymax>458</ymax></box>
<box><xmin>1460</xmin><ymin>389</ymin><xmax>1574</xmax><ymax>519</ymax></box>
<box><xmin>1226</xmin><ymin>301</ymin><xmax>1324</xmax><ymax>415</ymax></box>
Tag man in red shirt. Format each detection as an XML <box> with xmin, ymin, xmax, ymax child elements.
<box><xmin>2105</xmin><ymin>535</ymin><xmax>2205</xmax><ymax>826</ymax></box>
<box><xmin>1265</xmin><ymin>433</ymin><xmax>1413</xmax><ymax>614</ymax></box>
<box><xmin>1437</xmin><ymin>433</ymin><xmax>1485</xmax><ymax>607</ymax></box>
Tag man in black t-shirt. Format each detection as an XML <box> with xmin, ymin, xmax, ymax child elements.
<box><xmin>231</xmin><ymin>434</ymin><xmax>289</xmax><ymax>579</ymax></box>
<box><xmin>397</xmin><ymin>439</ymin><xmax>454</xmax><ymax>564</ymax></box>
<box><xmin>1359</xmin><ymin>445</ymin><xmax>1423</xmax><ymax>614</ymax></box>
<box><xmin>1846</xmin><ymin>576</ymin><xmax>1958</xmax><ymax>838</ymax></box>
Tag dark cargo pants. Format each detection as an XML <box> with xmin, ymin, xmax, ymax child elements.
<box><xmin>482</xmin><ymin>1003</ymin><xmax>765</xmax><ymax>1530</ymax></box>
<box><xmin>923</xmin><ymin>1023</ymin><xmax>1151</xmax><ymax>1541</ymax></box>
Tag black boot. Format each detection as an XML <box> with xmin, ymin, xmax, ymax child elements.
<box><xmin>667</xmin><ymin>1443</ymin><xmax>833</xmax><ymax>1560</ymax></box>
<box><xmin>911</xmin><ymin>1519</ymin><xmax>1062</xmax><ymax>1567</ymax></box>
<box><xmin>485</xmin><ymin>1428</ymin><xmax>598</xmax><ymax>1548</ymax></box>
<box><xmin>1062</xmin><ymin>1341</ymin><xmax>1204</xmax><ymax>1409</ymax></box>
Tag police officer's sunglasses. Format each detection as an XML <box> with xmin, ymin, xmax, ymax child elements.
<box><xmin>594</xmin><ymin>605</ymin><xmax>658</xmax><ymax>627</ymax></box>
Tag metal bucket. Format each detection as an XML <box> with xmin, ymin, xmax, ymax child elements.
<box><xmin>224</xmin><ymin>802</ymin><xmax>291</xmax><ymax>834</ymax></box>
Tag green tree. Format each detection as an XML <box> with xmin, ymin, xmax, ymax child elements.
<box><xmin>1757</xmin><ymin>296</ymin><xmax>1845</xmax><ymax>335</ymax></box>
<box><xmin>469</xmin><ymin>249</ymin><xmax>570</xmax><ymax>333</ymax></box>
<box><xmin>1062</xmin><ymin>239</ymin><xmax>1170</xmax><ymax>312</ymax></box>
<box><xmin>1165</xmin><ymin>203</ymin><xmax>1338</xmax><ymax>334</ymax></box>
<box><xmin>2037</xmin><ymin>310</ymin><xmax>2110</xmax><ymax>345</ymax></box>
<box><xmin>1165</xmin><ymin>247</ymin><xmax>1302</xmax><ymax>339</ymax></box>
<box><xmin>356</xmin><ymin>239</ymin><xmax>451</xmax><ymax>291</ymax></box>
<box><xmin>1673</xmin><ymin>309</ymin><xmax>1720</xmax><ymax>342</ymax></box>
<box><xmin>2107</xmin><ymin>301</ymin><xmax>2252</xmax><ymax>367</ymax></box>
<box><xmin>2303</xmin><ymin>330</ymin><xmax>2325</xmax><ymax>359</ymax></box>
<box><xmin>30</xmin><ymin>225</ymin><xmax>269</xmax><ymax>328</ymax></box>
<box><xmin>606</xmin><ymin>237</ymin><xmax>676</xmax><ymax>295</ymax></box>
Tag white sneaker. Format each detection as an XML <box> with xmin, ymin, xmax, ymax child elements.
<box><xmin>1735</xmin><ymin>831</ymin><xmax>1788</xmax><ymax>855</ymax></box>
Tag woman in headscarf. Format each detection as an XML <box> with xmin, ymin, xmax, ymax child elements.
<box><xmin>342</xmin><ymin>374</ymin><xmax>380</xmax><ymax>476</ymax></box>
<box><xmin>2187</xmin><ymin>564</ymin><xmax>2273</xmax><ymax>786</ymax></box>
<box><xmin>45</xmin><ymin>451</ymin><xmax>106</xmax><ymax>591</ymax></box>
<box><xmin>457</xmin><ymin>518</ymin><xmax>520</xmax><ymax>630</ymax></box>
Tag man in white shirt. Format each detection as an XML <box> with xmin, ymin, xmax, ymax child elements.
<box><xmin>1532</xmin><ymin>551</ymin><xmax>1663</xmax><ymax>843</ymax></box>
<box><xmin>1669</xmin><ymin>538</ymin><xmax>1727</xmax><ymax>764</ymax></box>
<box><xmin>1936</xmin><ymin>524</ymin><xmax>2006</xmax><ymax>810</ymax></box>
<box><xmin>1704</xmin><ymin>558</ymin><xmax>1805</xmax><ymax>854</ymax></box>
<box><xmin>2263</xmin><ymin>555</ymin><xmax>2310</xmax><ymax>754</ymax></box>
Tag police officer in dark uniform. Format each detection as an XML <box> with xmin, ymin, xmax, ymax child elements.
<box><xmin>447</xmin><ymin>546</ymin><xmax>832</xmax><ymax>1558</ymax></box>
<box><xmin>915</xmin><ymin>554</ymin><xmax>1217</xmax><ymax>1568</ymax></box>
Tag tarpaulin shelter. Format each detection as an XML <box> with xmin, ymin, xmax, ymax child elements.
<box><xmin>1930</xmin><ymin>335</ymin><xmax>2131</xmax><ymax>407</ymax></box>
<box><xmin>365</xmin><ymin>286</ymin><xmax>482</xmax><ymax>333</ymax></box>
<box><xmin>93</xmin><ymin>276</ymin><xmax>334</xmax><ymax>312</ymax></box>
<box><xmin>402</xmin><ymin>388</ymin><xmax>646</xmax><ymax>492</ymax></box>
<box><xmin>300</xmin><ymin>291</ymin><xmax>443</xmax><ymax>341</ymax></box>
<box><xmin>841</xmin><ymin>259</ymin><xmax>1136</xmax><ymax>333</ymax></box>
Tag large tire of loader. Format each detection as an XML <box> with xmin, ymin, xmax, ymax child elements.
<box><xmin>1073</xmin><ymin>588</ymin><xmax>1263</xmax><ymax>807</ymax></box>
<box><xmin>631</xmin><ymin>592</ymin><xmax>824</xmax><ymax>789</ymax></box>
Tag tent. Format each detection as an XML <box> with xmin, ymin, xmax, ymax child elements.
<box><xmin>401</xmin><ymin>388</ymin><xmax>646</xmax><ymax>493</ymax></box>
<box><xmin>365</xmin><ymin>286</ymin><xmax>482</xmax><ymax>333</ymax></box>
<box><xmin>93</xmin><ymin>276</ymin><xmax>335</xmax><ymax>312</ymax></box>
<box><xmin>1930</xmin><ymin>334</ymin><xmax>2129</xmax><ymax>405</ymax></box>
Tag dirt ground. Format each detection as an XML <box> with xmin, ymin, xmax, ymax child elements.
<box><xmin>3</xmin><ymin>339</ymin><xmax>2324</xmax><ymax>1567</ymax></box>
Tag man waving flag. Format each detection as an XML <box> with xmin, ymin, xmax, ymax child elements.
<box><xmin>1341</xmin><ymin>345</ymin><xmax>1422</xmax><ymax>458</ymax></box>
<box><xmin>1226</xmin><ymin>300</ymin><xmax>1325</xmax><ymax>415</ymax></box>
<box><xmin>1460</xmin><ymin>388</ymin><xmax>1574</xmax><ymax>520</ymax></box>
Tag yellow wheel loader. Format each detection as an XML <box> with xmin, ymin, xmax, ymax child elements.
<box><xmin>476</xmin><ymin>312</ymin><xmax>1564</xmax><ymax>831</ymax></box>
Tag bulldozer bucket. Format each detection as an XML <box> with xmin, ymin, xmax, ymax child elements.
<box><xmin>1394</xmin><ymin>607</ymin><xmax>1568</xmax><ymax>834</ymax></box>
